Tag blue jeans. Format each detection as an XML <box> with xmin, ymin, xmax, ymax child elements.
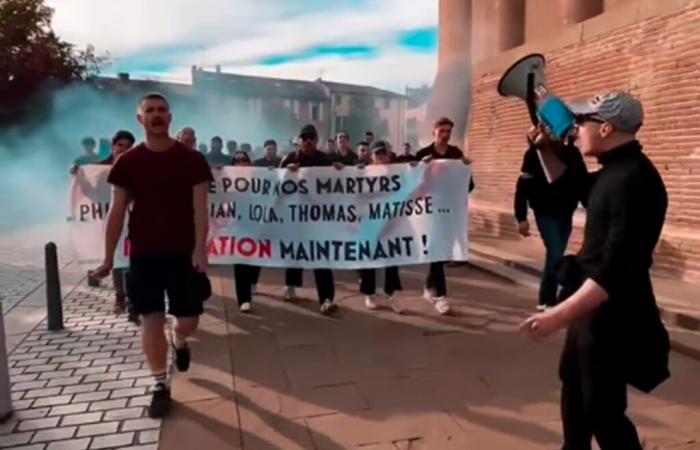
<box><xmin>535</xmin><ymin>213</ymin><xmax>573</xmax><ymax>307</ymax></box>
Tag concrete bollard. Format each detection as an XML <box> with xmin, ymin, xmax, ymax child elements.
<box><xmin>45</xmin><ymin>242</ymin><xmax>64</xmax><ymax>331</ymax></box>
<box><xmin>0</xmin><ymin>303</ymin><xmax>12</xmax><ymax>423</ymax></box>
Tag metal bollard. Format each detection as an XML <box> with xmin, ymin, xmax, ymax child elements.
<box><xmin>0</xmin><ymin>303</ymin><xmax>12</xmax><ymax>423</ymax></box>
<box><xmin>45</xmin><ymin>242</ymin><xmax>64</xmax><ymax>331</ymax></box>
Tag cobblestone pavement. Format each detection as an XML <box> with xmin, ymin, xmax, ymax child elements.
<box><xmin>0</xmin><ymin>223</ymin><xmax>74</xmax><ymax>314</ymax></box>
<box><xmin>1</xmin><ymin>280</ymin><xmax>159</xmax><ymax>450</ymax></box>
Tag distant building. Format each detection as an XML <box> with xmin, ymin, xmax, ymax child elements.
<box><xmin>405</xmin><ymin>84</ymin><xmax>432</xmax><ymax>148</ymax></box>
<box><xmin>192</xmin><ymin>67</ymin><xmax>407</xmax><ymax>147</ymax></box>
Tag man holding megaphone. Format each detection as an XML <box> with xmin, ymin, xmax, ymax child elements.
<box><xmin>514</xmin><ymin>123</ymin><xmax>589</xmax><ymax>312</ymax></box>
<box><xmin>500</xmin><ymin>55</ymin><xmax>671</xmax><ymax>450</ymax></box>
<box><xmin>499</xmin><ymin>54</ymin><xmax>590</xmax><ymax>312</ymax></box>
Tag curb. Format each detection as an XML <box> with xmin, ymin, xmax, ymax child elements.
<box><xmin>468</xmin><ymin>243</ymin><xmax>700</xmax><ymax>361</ymax></box>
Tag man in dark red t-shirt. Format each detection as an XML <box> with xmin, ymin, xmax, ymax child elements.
<box><xmin>92</xmin><ymin>93</ymin><xmax>213</xmax><ymax>419</ymax></box>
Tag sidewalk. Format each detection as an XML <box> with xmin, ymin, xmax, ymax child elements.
<box><xmin>1</xmin><ymin>260</ymin><xmax>158</xmax><ymax>450</ymax></box>
<box><xmin>469</xmin><ymin>232</ymin><xmax>700</xmax><ymax>359</ymax></box>
<box><xmin>159</xmin><ymin>267</ymin><xmax>700</xmax><ymax>450</ymax></box>
<box><xmin>470</xmin><ymin>232</ymin><xmax>700</xmax><ymax>321</ymax></box>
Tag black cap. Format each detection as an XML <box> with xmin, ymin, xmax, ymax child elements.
<box><xmin>112</xmin><ymin>130</ymin><xmax>135</xmax><ymax>145</ymax></box>
<box><xmin>299</xmin><ymin>124</ymin><xmax>318</xmax><ymax>138</ymax></box>
<box><xmin>370</xmin><ymin>140</ymin><xmax>389</xmax><ymax>154</ymax></box>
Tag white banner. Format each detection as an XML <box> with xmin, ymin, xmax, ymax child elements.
<box><xmin>68</xmin><ymin>161</ymin><xmax>471</xmax><ymax>269</ymax></box>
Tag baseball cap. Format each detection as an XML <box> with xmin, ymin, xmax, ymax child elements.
<box><xmin>569</xmin><ymin>91</ymin><xmax>644</xmax><ymax>133</ymax></box>
<box><xmin>112</xmin><ymin>130</ymin><xmax>135</xmax><ymax>145</ymax></box>
<box><xmin>370</xmin><ymin>141</ymin><xmax>389</xmax><ymax>154</ymax></box>
<box><xmin>299</xmin><ymin>124</ymin><xmax>318</xmax><ymax>139</ymax></box>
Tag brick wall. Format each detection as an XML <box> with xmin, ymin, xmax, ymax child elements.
<box><xmin>466</xmin><ymin>2</ymin><xmax>700</xmax><ymax>282</ymax></box>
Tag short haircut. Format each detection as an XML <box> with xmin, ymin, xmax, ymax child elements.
<box><xmin>336</xmin><ymin>131</ymin><xmax>350</xmax><ymax>139</ymax></box>
<box><xmin>364</xmin><ymin>131</ymin><xmax>374</xmax><ymax>136</ymax></box>
<box><xmin>81</xmin><ymin>137</ymin><xmax>96</xmax><ymax>147</ymax></box>
<box><xmin>112</xmin><ymin>130</ymin><xmax>135</xmax><ymax>145</ymax></box>
<box><xmin>264</xmin><ymin>139</ymin><xmax>277</xmax><ymax>148</ymax></box>
<box><xmin>138</xmin><ymin>92</ymin><xmax>169</xmax><ymax>109</ymax></box>
<box><xmin>211</xmin><ymin>136</ymin><xmax>223</xmax><ymax>144</ymax></box>
<box><xmin>356</xmin><ymin>142</ymin><xmax>369</xmax><ymax>148</ymax></box>
<box><xmin>433</xmin><ymin>117</ymin><xmax>454</xmax><ymax>129</ymax></box>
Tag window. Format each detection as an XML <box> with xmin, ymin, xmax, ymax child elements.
<box><xmin>311</xmin><ymin>104</ymin><xmax>320</xmax><ymax>121</ymax></box>
<box><xmin>334</xmin><ymin>115</ymin><xmax>343</xmax><ymax>132</ymax></box>
<box><xmin>335</xmin><ymin>95</ymin><xmax>342</xmax><ymax>105</ymax></box>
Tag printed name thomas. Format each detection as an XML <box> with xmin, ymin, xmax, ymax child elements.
<box><xmin>210</xmin><ymin>197</ymin><xmax>433</xmax><ymax>223</ymax></box>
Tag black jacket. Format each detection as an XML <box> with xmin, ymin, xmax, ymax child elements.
<box><xmin>566</xmin><ymin>140</ymin><xmax>670</xmax><ymax>393</ymax></box>
<box><xmin>279</xmin><ymin>149</ymin><xmax>332</xmax><ymax>168</ymax></box>
<box><xmin>417</xmin><ymin>143</ymin><xmax>475</xmax><ymax>193</ymax></box>
<box><xmin>514</xmin><ymin>144</ymin><xmax>588</xmax><ymax>221</ymax></box>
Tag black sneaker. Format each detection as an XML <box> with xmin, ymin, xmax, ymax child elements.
<box><xmin>172</xmin><ymin>343</ymin><xmax>191</xmax><ymax>372</ymax></box>
<box><xmin>147</xmin><ymin>384</ymin><xmax>172</xmax><ymax>418</ymax></box>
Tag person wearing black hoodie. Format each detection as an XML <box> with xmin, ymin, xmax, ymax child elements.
<box><xmin>514</xmin><ymin>124</ymin><xmax>589</xmax><ymax>311</ymax></box>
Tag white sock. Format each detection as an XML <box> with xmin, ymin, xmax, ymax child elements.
<box><xmin>153</xmin><ymin>371</ymin><xmax>170</xmax><ymax>390</ymax></box>
<box><xmin>173</xmin><ymin>333</ymin><xmax>187</xmax><ymax>349</ymax></box>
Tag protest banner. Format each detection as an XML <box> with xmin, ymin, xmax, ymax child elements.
<box><xmin>68</xmin><ymin>160</ymin><xmax>471</xmax><ymax>269</ymax></box>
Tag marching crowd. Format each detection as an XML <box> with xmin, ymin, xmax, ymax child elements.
<box><xmin>70</xmin><ymin>90</ymin><xmax>671</xmax><ymax>450</ymax></box>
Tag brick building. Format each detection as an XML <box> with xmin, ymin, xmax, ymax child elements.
<box><xmin>428</xmin><ymin>0</ymin><xmax>700</xmax><ymax>283</ymax></box>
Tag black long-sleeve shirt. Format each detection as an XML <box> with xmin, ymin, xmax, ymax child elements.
<box><xmin>573</xmin><ymin>140</ymin><xmax>669</xmax><ymax>392</ymax></box>
<box><xmin>279</xmin><ymin>149</ymin><xmax>333</xmax><ymax>168</ymax></box>
<box><xmin>577</xmin><ymin>140</ymin><xmax>667</xmax><ymax>296</ymax></box>
<box><xmin>514</xmin><ymin>144</ymin><xmax>588</xmax><ymax>221</ymax></box>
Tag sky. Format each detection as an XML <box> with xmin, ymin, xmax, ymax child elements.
<box><xmin>46</xmin><ymin>0</ymin><xmax>438</xmax><ymax>93</ymax></box>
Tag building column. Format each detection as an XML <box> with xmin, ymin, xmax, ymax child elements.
<box><xmin>423</xmin><ymin>0</ymin><xmax>472</xmax><ymax>146</ymax></box>
<box><xmin>499</xmin><ymin>0</ymin><xmax>526</xmax><ymax>51</ymax></box>
<box><xmin>561</xmin><ymin>0</ymin><xmax>603</xmax><ymax>24</ymax></box>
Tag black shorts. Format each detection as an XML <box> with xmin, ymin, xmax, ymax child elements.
<box><xmin>126</xmin><ymin>254</ymin><xmax>205</xmax><ymax>317</ymax></box>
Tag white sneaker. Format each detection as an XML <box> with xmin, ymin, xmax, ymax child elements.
<box><xmin>251</xmin><ymin>284</ymin><xmax>257</xmax><ymax>294</ymax></box>
<box><xmin>284</xmin><ymin>286</ymin><xmax>296</xmax><ymax>301</ymax></box>
<box><xmin>423</xmin><ymin>288</ymin><xmax>438</xmax><ymax>302</ymax></box>
<box><xmin>240</xmin><ymin>302</ymin><xmax>252</xmax><ymax>313</ymax></box>
<box><xmin>320</xmin><ymin>299</ymin><xmax>337</xmax><ymax>315</ymax></box>
<box><xmin>433</xmin><ymin>297</ymin><xmax>451</xmax><ymax>315</ymax></box>
<box><xmin>387</xmin><ymin>297</ymin><xmax>403</xmax><ymax>314</ymax></box>
<box><xmin>536</xmin><ymin>304</ymin><xmax>548</xmax><ymax>312</ymax></box>
<box><xmin>365</xmin><ymin>296</ymin><xmax>379</xmax><ymax>310</ymax></box>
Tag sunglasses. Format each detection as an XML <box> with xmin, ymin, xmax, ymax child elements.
<box><xmin>300</xmin><ymin>133</ymin><xmax>317</xmax><ymax>141</ymax></box>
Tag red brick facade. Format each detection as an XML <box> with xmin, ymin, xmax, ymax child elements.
<box><xmin>465</xmin><ymin>2</ymin><xmax>700</xmax><ymax>282</ymax></box>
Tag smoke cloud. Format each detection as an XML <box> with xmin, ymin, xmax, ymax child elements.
<box><xmin>0</xmin><ymin>79</ymin><xmax>310</xmax><ymax>232</ymax></box>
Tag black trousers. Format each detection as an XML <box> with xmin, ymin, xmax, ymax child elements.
<box><xmin>359</xmin><ymin>267</ymin><xmax>402</xmax><ymax>296</ymax></box>
<box><xmin>559</xmin><ymin>327</ymin><xmax>642</xmax><ymax>450</ymax></box>
<box><xmin>285</xmin><ymin>268</ymin><xmax>335</xmax><ymax>304</ymax></box>
<box><xmin>234</xmin><ymin>265</ymin><xmax>261</xmax><ymax>305</ymax></box>
<box><xmin>425</xmin><ymin>262</ymin><xmax>447</xmax><ymax>297</ymax></box>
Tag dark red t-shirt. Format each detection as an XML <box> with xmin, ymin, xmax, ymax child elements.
<box><xmin>108</xmin><ymin>141</ymin><xmax>213</xmax><ymax>258</ymax></box>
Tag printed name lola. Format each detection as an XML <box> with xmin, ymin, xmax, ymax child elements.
<box><xmin>209</xmin><ymin>196</ymin><xmax>434</xmax><ymax>224</ymax></box>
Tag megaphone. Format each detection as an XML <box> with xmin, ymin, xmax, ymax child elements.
<box><xmin>498</xmin><ymin>53</ymin><xmax>576</xmax><ymax>140</ymax></box>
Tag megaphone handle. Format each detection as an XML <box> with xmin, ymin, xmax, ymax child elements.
<box><xmin>526</xmin><ymin>73</ymin><xmax>539</xmax><ymax>126</ymax></box>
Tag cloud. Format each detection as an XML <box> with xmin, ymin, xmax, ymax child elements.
<box><xmin>46</xmin><ymin>0</ymin><xmax>438</xmax><ymax>90</ymax></box>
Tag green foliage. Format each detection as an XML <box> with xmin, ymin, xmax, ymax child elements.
<box><xmin>0</xmin><ymin>0</ymin><xmax>108</xmax><ymax>122</ymax></box>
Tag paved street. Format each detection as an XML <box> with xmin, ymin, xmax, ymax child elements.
<box><xmin>2</xmin><ymin>231</ymin><xmax>700</xmax><ymax>449</ymax></box>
